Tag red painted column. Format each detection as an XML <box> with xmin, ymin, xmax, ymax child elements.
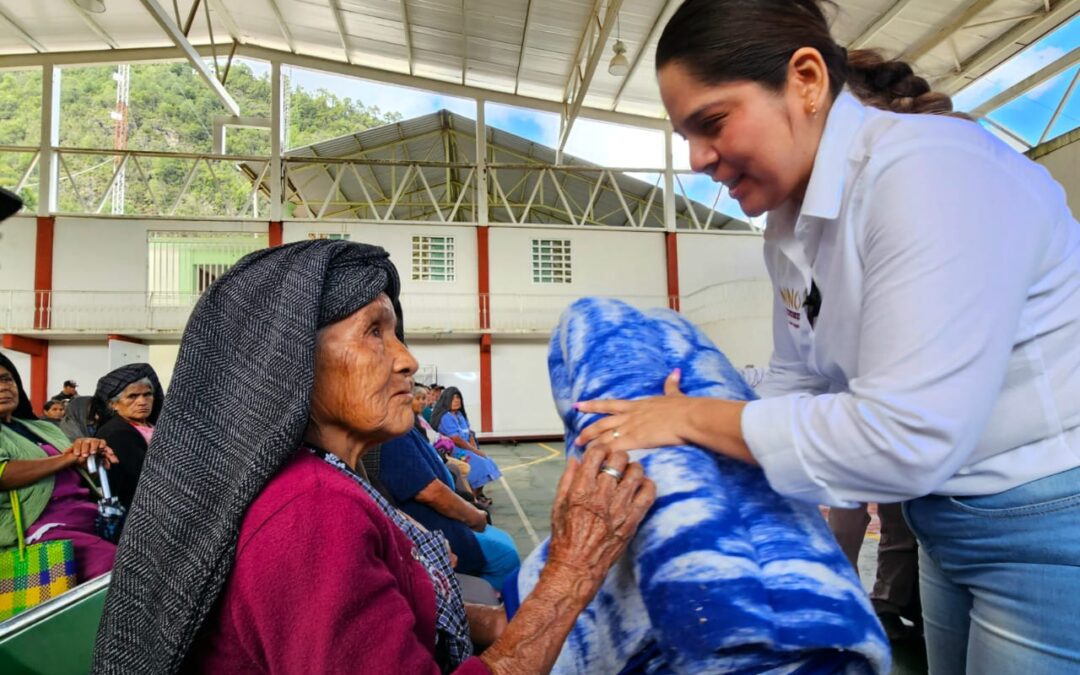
<box><xmin>268</xmin><ymin>220</ymin><xmax>283</xmax><ymax>248</ymax></box>
<box><xmin>665</xmin><ymin>231</ymin><xmax>681</xmax><ymax>312</ymax></box>
<box><xmin>477</xmin><ymin>226</ymin><xmax>493</xmax><ymax>433</ymax></box>
<box><xmin>2</xmin><ymin>334</ymin><xmax>48</xmax><ymax>415</ymax></box>
<box><xmin>34</xmin><ymin>216</ymin><xmax>54</xmax><ymax>330</ymax></box>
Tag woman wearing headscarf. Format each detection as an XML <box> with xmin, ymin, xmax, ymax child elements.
<box><xmin>92</xmin><ymin>363</ymin><xmax>164</xmax><ymax>510</ymax></box>
<box><xmin>59</xmin><ymin>395</ymin><xmax>97</xmax><ymax>441</ymax></box>
<box><xmin>0</xmin><ymin>353</ymin><xmax>118</xmax><ymax>582</ymax></box>
<box><xmin>92</xmin><ymin>240</ymin><xmax>655</xmax><ymax>674</ymax></box>
<box><xmin>431</xmin><ymin>387</ymin><xmax>501</xmax><ymax>507</ymax></box>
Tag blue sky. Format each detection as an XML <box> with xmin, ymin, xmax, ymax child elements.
<box><xmin>239</xmin><ymin>18</ymin><xmax>1080</xmax><ymax>223</ymax></box>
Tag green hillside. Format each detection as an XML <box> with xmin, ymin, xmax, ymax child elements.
<box><xmin>0</xmin><ymin>62</ymin><xmax>400</xmax><ymax>215</ymax></box>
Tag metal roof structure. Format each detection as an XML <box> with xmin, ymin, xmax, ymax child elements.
<box><xmin>239</xmin><ymin>109</ymin><xmax>742</xmax><ymax>228</ymax></box>
<box><xmin>1</xmin><ymin>0</ymin><xmax>1078</xmax><ymax>148</ymax></box>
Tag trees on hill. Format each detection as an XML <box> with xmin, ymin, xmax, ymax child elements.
<box><xmin>0</xmin><ymin>61</ymin><xmax>400</xmax><ymax>216</ymax></box>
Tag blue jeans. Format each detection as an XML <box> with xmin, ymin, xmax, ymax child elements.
<box><xmin>904</xmin><ymin>465</ymin><xmax>1080</xmax><ymax>674</ymax></box>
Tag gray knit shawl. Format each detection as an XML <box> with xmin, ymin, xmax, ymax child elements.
<box><xmin>92</xmin><ymin>240</ymin><xmax>403</xmax><ymax>674</ymax></box>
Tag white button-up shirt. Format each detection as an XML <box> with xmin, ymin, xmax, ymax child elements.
<box><xmin>741</xmin><ymin>91</ymin><xmax>1080</xmax><ymax>506</ymax></box>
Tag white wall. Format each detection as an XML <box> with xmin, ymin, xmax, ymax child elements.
<box><xmin>491</xmin><ymin>339</ymin><xmax>562</xmax><ymax>433</ymax></box>
<box><xmin>677</xmin><ymin>231</ymin><xmax>766</xmax><ymax>294</ymax></box>
<box><xmin>488</xmin><ymin>227</ymin><xmax>666</xmax><ymax>297</ymax></box>
<box><xmin>0</xmin><ymin>216</ymin><xmax>36</xmax><ymax>291</ymax></box>
<box><xmin>148</xmin><ymin>342</ymin><xmax>181</xmax><ymax>392</ymax></box>
<box><xmin>407</xmin><ymin>337</ymin><xmax>481</xmax><ymax>417</ymax></box>
<box><xmin>52</xmin><ymin>217</ymin><xmax>263</xmax><ymax>292</ymax></box>
<box><xmin>677</xmin><ymin>231</ymin><xmax>774</xmax><ymax>367</ymax></box>
<box><xmin>283</xmin><ymin>221</ymin><xmax>479</xmax><ymax>295</ymax></box>
<box><xmin>47</xmin><ymin>341</ymin><xmax>110</xmax><ymax>399</ymax></box>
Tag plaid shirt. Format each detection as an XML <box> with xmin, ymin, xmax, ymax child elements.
<box><xmin>309</xmin><ymin>447</ymin><xmax>472</xmax><ymax>671</ymax></box>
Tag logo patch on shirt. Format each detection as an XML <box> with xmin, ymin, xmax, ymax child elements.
<box><xmin>780</xmin><ymin>287</ymin><xmax>806</xmax><ymax>329</ymax></box>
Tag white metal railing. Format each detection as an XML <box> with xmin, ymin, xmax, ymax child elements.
<box><xmin>0</xmin><ymin>146</ymin><xmax>41</xmax><ymax>200</ymax></box>
<box><xmin>0</xmin><ymin>283</ymin><xmax>770</xmax><ymax>336</ymax></box>
<box><xmin>1</xmin><ymin>145</ymin><xmax>744</xmax><ymax>230</ymax></box>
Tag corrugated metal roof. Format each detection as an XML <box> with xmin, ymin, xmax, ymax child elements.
<box><xmin>0</xmin><ymin>0</ymin><xmax>1073</xmax><ymax>121</ymax></box>
<box><xmin>241</xmin><ymin>109</ymin><xmax>743</xmax><ymax>229</ymax></box>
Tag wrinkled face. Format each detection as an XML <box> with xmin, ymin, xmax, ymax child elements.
<box><xmin>659</xmin><ymin>62</ymin><xmax>819</xmax><ymax>217</ymax></box>
<box><xmin>309</xmin><ymin>294</ymin><xmax>418</xmax><ymax>442</ymax></box>
<box><xmin>112</xmin><ymin>382</ymin><xmax>154</xmax><ymax>423</ymax></box>
<box><xmin>411</xmin><ymin>391</ymin><xmax>427</xmax><ymax>414</ymax></box>
<box><xmin>450</xmin><ymin>394</ymin><xmax>462</xmax><ymax>412</ymax></box>
<box><xmin>0</xmin><ymin>367</ymin><xmax>18</xmax><ymax>421</ymax></box>
<box><xmin>44</xmin><ymin>403</ymin><xmax>66</xmax><ymax>420</ymax></box>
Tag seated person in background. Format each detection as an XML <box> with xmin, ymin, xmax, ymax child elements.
<box><xmin>93</xmin><ymin>364</ymin><xmax>164</xmax><ymax>510</ymax></box>
<box><xmin>413</xmin><ymin>385</ymin><xmax>476</xmax><ymax>500</ymax></box>
<box><xmin>422</xmin><ymin>384</ymin><xmax>442</xmax><ymax>422</ymax></box>
<box><xmin>40</xmin><ymin>399</ymin><xmax>66</xmax><ymax>424</ymax></box>
<box><xmin>381</xmin><ymin>412</ymin><xmax>520</xmax><ymax>591</ymax></box>
<box><xmin>431</xmin><ymin>387</ymin><xmax>501</xmax><ymax>507</ymax></box>
<box><xmin>59</xmin><ymin>395</ymin><xmax>97</xmax><ymax>441</ymax></box>
<box><xmin>0</xmin><ymin>354</ymin><xmax>117</xmax><ymax>582</ymax></box>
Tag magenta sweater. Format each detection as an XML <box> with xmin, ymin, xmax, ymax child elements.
<box><xmin>187</xmin><ymin>451</ymin><xmax>491</xmax><ymax>674</ymax></box>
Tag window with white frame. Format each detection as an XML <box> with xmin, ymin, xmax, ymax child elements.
<box><xmin>412</xmin><ymin>235</ymin><xmax>456</xmax><ymax>282</ymax></box>
<box><xmin>532</xmin><ymin>239</ymin><xmax>572</xmax><ymax>284</ymax></box>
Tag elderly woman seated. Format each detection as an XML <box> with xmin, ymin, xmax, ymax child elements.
<box><xmin>0</xmin><ymin>354</ymin><xmax>117</xmax><ymax>583</ymax></box>
<box><xmin>93</xmin><ymin>363</ymin><xmax>163</xmax><ymax>510</ymax></box>
<box><xmin>93</xmin><ymin>240</ymin><xmax>655</xmax><ymax>674</ymax></box>
<box><xmin>432</xmin><ymin>387</ymin><xmax>501</xmax><ymax>507</ymax></box>
<box><xmin>380</xmin><ymin>391</ymin><xmax>520</xmax><ymax>591</ymax></box>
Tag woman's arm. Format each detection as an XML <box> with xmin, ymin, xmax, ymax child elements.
<box><xmin>480</xmin><ymin>445</ymin><xmax>655</xmax><ymax>674</ymax></box>
<box><xmin>0</xmin><ymin>437</ymin><xmax>117</xmax><ymax>489</ymax></box>
<box><xmin>574</xmin><ymin>370</ymin><xmax>754</xmax><ymax>465</ymax></box>
<box><xmin>414</xmin><ymin>479</ymin><xmax>488</xmax><ymax>531</ymax></box>
<box><xmin>0</xmin><ymin>453</ymin><xmax>77</xmax><ymax>489</ymax></box>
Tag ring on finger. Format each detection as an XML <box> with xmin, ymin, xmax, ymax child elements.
<box><xmin>611</xmin><ymin>429</ymin><xmax>621</xmax><ymax>439</ymax></box>
<box><xmin>599</xmin><ymin>465</ymin><xmax>624</xmax><ymax>481</ymax></box>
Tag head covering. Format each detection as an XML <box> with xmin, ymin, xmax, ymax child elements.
<box><xmin>93</xmin><ymin>240</ymin><xmax>403</xmax><ymax>674</ymax></box>
<box><xmin>59</xmin><ymin>395</ymin><xmax>96</xmax><ymax>441</ymax></box>
<box><xmin>0</xmin><ymin>352</ymin><xmax>36</xmax><ymax>420</ymax></box>
<box><xmin>0</xmin><ymin>187</ymin><xmax>23</xmax><ymax>222</ymax></box>
<box><xmin>429</xmin><ymin>386</ymin><xmax>466</xmax><ymax>434</ymax></box>
<box><xmin>92</xmin><ymin>363</ymin><xmax>164</xmax><ymax>426</ymax></box>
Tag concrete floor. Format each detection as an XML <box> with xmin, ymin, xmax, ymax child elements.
<box><xmin>480</xmin><ymin>442</ymin><xmax>928</xmax><ymax>675</ymax></box>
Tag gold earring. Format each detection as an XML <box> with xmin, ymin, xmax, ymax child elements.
<box><xmin>811</xmin><ymin>103</ymin><xmax>818</xmax><ymax>117</ymax></box>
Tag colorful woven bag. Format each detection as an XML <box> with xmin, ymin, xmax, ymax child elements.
<box><xmin>0</xmin><ymin>488</ymin><xmax>77</xmax><ymax>620</ymax></box>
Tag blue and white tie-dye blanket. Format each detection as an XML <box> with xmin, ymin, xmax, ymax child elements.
<box><xmin>504</xmin><ymin>298</ymin><xmax>890</xmax><ymax>674</ymax></box>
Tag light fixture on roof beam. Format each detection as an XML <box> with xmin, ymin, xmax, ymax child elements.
<box><xmin>74</xmin><ymin>0</ymin><xmax>106</xmax><ymax>12</ymax></box>
<box><xmin>608</xmin><ymin>14</ymin><xmax>629</xmax><ymax>77</ymax></box>
<box><xmin>609</xmin><ymin>40</ymin><xmax>630</xmax><ymax>76</ymax></box>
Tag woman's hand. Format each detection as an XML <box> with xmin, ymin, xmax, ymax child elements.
<box><xmin>478</xmin><ymin>446</ymin><xmax>655</xmax><ymax>675</ymax></box>
<box><xmin>541</xmin><ymin>444</ymin><xmax>656</xmax><ymax>604</ymax></box>
<box><xmin>65</xmin><ymin>438</ymin><xmax>119</xmax><ymax>470</ymax></box>
<box><xmin>467</xmin><ymin>507</ymin><xmax>488</xmax><ymax>532</ymax></box>
<box><xmin>574</xmin><ymin>369</ymin><xmax>694</xmax><ymax>451</ymax></box>
<box><xmin>574</xmin><ymin>369</ymin><xmax>756</xmax><ymax>464</ymax></box>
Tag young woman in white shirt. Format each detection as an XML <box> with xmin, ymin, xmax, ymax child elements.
<box><xmin>575</xmin><ymin>1</ymin><xmax>1080</xmax><ymax>672</ymax></box>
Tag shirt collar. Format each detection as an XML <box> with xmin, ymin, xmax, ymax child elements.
<box><xmin>794</xmin><ymin>89</ymin><xmax>866</xmax><ymax>223</ymax></box>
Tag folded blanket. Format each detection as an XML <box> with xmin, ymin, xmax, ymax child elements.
<box><xmin>507</xmin><ymin>298</ymin><xmax>890</xmax><ymax>674</ymax></box>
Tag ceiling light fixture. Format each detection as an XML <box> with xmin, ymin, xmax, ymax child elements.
<box><xmin>74</xmin><ymin>0</ymin><xmax>106</xmax><ymax>13</ymax></box>
<box><xmin>608</xmin><ymin>14</ymin><xmax>630</xmax><ymax>77</ymax></box>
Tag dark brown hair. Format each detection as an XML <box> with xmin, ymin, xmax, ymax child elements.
<box><xmin>656</xmin><ymin>0</ymin><xmax>957</xmax><ymax>116</ymax></box>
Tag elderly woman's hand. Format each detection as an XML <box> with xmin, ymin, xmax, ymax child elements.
<box><xmin>65</xmin><ymin>437</ymin><xmax>119</xmax><ymax>470</ymax></box>
<box><xmin>542</xmin><ymin>444</ymin><xmax>656</xmax><ymax>602</ymax></box>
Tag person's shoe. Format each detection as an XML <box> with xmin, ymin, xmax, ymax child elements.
<box><xmin>877</xmin><ymin>611</ymin><xmax>915</xmax><ymax>642</ymax></box>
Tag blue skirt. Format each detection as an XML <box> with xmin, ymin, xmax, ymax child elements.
<box><xmin>453</xmin><ymin>449</ymin><xmax>501</xmax><ymax>488</ymax></box>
